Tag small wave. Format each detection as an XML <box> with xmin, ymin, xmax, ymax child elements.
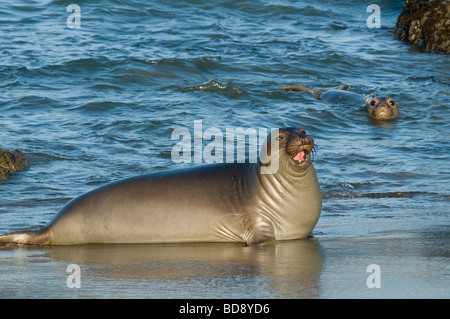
<box><xmin>145</xmin><ymin>56</ymin><xmax>221</xmax><ymax>69</ymax></box>
<box><xmin>323</xmin><ymin>189</ymin><xmax>440</xmax><ymax>199</ymax></box>
<box><xmin>49</xmin><ymin>57</ymin><xmax>112</xmax><ymax>73</ymax></box>
<box><xmin>7</xmin><ymin>95</ymin><xmax>58</xmax><ymax>110</ymax></box>
<box><xmin>68</xmin><ymin>101</ymin><xmax>128</xmax><ymax>112</ymax></box>
<box><xmin>182</xmin><ymin>80</ymin><xmax>245</xmax><ymax>99</ymax></box>
<box><xmin>9</xmin><ymin>57</ymin><xmax>115</xmax><ymax>82</ymax></box>
<box><xmin>321</xmin><ymin>182</ymin><xmax>443</xmax><ymax>200</ymax></box>
<box><xmin>89</xmin><ymin>83</ymin><xmax>123</xmax><ymax>91</ymax></box>
<box><xmin>330</xmin><ymin>21</ymin><xmax>348</xmax><ymax>30</ymax></box>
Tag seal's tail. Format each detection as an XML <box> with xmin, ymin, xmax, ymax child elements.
<box><xmin>0</xmin><ymin>230</ymin><xmax>49</xmax><ymax>245</ymax></box>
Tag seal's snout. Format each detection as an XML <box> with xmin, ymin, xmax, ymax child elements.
<box><xmin>373</xmin><ymin>101</ymin><xmax>393</xmax><ymax>118</ymax></box>
<box><xmin>293</xmin><ymin>129</ymin><xmax>314</xmax><ymax>151</ymax></box>
<box><xmin>368</xmin><ymin>97</ymin><xmax>399</xmax><ymax>120</ymax></box>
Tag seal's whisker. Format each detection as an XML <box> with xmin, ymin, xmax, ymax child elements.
<box><xmin>310</xmin><ymin>146</ymin><xmax>317</xmax><ymax>161</ymax></box>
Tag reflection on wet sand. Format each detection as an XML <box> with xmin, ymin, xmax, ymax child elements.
<box><xmin>1</xmin><ymin>229</ymin><xmax>449</xmax><ymax>298</ymax></box>
<box><xmin>43</xmin><ymin>239</ymin><xmax>321</xmax><ymax>298</ymax></box>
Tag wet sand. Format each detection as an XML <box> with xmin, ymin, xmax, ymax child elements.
<box><xmin>1</xmin><ymin>228</ymin><xmax>448</xmax><ymax>299</ymax></box>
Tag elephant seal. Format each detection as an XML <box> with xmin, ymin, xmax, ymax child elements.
<box><xmin>279</xmin><ymin>84</ymin><xmax>400</xmax><ymax>120</ymax></box>
<box><xmin>0</xmin><ymin>128</ymin><xmax>322</xmax><ymax>246</ymax></box>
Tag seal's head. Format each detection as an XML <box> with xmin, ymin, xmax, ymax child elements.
<box><xmin>261</xmin><ymin>128</ymin><xmax>314</xmax><ymax>173</ymax></box>
<box><xmin>367</xmin><ymin>97</ymin><xmax>399</xmax><ymax>120</ymax></box>
<box><xmin>281</xmin><ymin>128</ymin><xmax>314</xmax><ymax>170</ymax></box>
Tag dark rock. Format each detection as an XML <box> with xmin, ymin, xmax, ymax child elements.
<box><xmin>395</xmin><ymin>0</ymin><xmax>450</xmax><ymax>54</ymax></box>
<box><xmin>0</xmin><ymin>148</ymin><xmax>29</xmax><ymax>181</ymax></box>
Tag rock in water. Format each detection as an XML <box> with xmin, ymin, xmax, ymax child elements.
<box><xmin>0</xmin><ymin>148</ymin><xmax>29</xmax><ymax>181</ymax></box>
<box><xmin>395</xmin><ymin>0</ymin><xmax>450</xmax><ymax>54</ymax></box>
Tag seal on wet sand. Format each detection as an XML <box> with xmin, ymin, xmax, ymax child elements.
<box><xmin>0</xmin><ymin>128</ymin><xmax>322</xmax><ymax>246</ymax></box>
<box><xmin>279</xmin><ymin>84</ymin><xmax>400</xmax><ymax>120</ymax></box>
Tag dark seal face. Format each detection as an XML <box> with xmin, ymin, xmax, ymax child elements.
<box><xmin>367</xmin><ymin>97</ymin><xmax>399</xmax><ymax>120</ymax></box>
<box><xmin>280</xmin><ymin>128</ymin><xmax>314</xmax><ymax>169</ymax></box>
<box><xmin>261</xmin><ymin>128</ymin><xmax>315</xmax><ymax>173</ymax></box>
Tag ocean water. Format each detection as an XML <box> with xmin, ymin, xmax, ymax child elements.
<box><xmin>0</xmin><ymin>0</ymin><xmax>449</xmax><ymax>299</ymax></box>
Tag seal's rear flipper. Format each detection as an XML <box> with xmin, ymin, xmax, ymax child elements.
<box><xmin>0</xmin><ymin>230</ymin><xmax>49</xmax><ymax>245</ymax></box>
<box><xmin>279</xmin><ymin>85</ymin><xmax>323</xmax><ymax>99</ymax></box>
<box><xmin>279</xmin><ymin>85</ymin><xmax>314</xmax><ymax>93</ymax></box>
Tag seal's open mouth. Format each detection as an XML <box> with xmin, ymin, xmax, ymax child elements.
<box><xmin>289</xmin><ymin>145</ymin><xmax>313</xmax><ymax>167</ymax></box>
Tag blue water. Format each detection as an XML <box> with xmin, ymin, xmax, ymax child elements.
<box><xmin>0</xmin><ymin>0</ymin><xmax>449</xmax><ymax>299</ymax></box>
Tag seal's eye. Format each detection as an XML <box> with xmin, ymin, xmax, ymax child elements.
<box><xmin>278</xmin><ymin>135</ymin><xmax>285</xmax><ymax>141</ymax></box>
<box><xmin>370</xmin><ymin>100</ymin><xmax>377</xmax><ymax>106</ymax></box>
<box><xmin>389</xmin><ymin>100</ymin><xmax>396</xmax><ymax>106</ymax></box>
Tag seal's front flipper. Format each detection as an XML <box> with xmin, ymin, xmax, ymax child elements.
<box><xmin>245</xmin><ymin>219</ymin><xmax>276</xmax><ymax>246</ymax></box>
<box><xmin>247</xmin><ymin>237</ymin><xmax>276</xmax><ymax>246</ymax></box>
